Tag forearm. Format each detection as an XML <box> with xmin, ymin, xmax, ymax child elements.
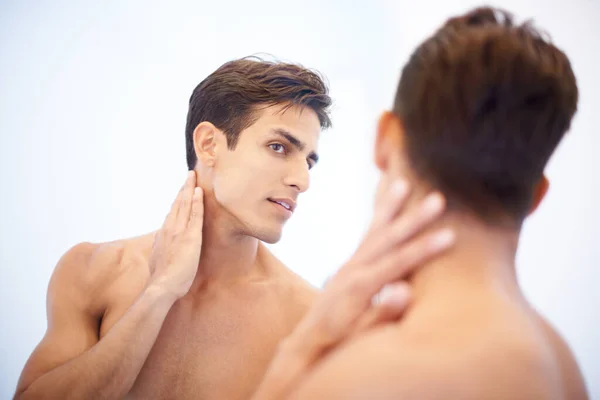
<box><xmin>18</xmin><ymin>286</ymin><xmax>177</xmax><ymax>400</ymax></box>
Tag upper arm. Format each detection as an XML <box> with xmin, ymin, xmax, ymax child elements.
<box><xmin>15</xmin><ymin>243</ymin><xmax>105</xmax><ymax>395</ymax></box>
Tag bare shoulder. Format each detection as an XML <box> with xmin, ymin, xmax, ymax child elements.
<box><xmin>274</xmin><ymin>264</ymin><xmax>319</xmax><ymax>306</ymax></box>
<box><xmin>15</xmin><ymin>234</ymin><xmax>156</xmax><ymax>395</ymax></box>
<box><xmin>51</xmin><ymin>232</ymin><xmax>155</xmax><ymax>313</ymax></box>
<box><xmin>290</xmin><ymin>311</ymin><xmax>575</xmax><ymax>400</ymax></box>
<box><xmin>47</xmin><ymin>242</ymin><xmax>100</xmax><ymax>314</ymax></box>
<box><xmin>532</xmin><ymin>312</ymin><xmax>589</xmax><ymax>400</ymax></box>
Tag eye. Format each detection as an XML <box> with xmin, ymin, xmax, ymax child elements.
<box><xmin>269</xmin><ymin>143</ymin><xmax>286</xmax><ymax>154</ymax></box>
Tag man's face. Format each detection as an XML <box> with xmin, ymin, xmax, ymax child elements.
<box><xmin>211</xmin><ymin>104</ymin><xmax>321</xmax><ymax>243</ymax></box>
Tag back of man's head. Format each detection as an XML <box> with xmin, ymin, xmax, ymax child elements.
<box><xmin>393</xmin><ymin>7</ymin><xmax>578</xmax><ymax>225</ymax></box>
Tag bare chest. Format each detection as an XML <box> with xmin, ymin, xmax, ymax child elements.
<box><xmin>125</xmin><ymin>287</ymin><xmax>303</xmax><ymax>400</ymax></box>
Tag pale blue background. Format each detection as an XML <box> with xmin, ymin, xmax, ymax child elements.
<box><xmin>1</xmin><ymin>0</ymin><xmax>599</xmax><ymax>397</ymax></box>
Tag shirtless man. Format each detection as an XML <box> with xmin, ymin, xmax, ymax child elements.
<box><xmin>14</xmin><ymin>58</ymin><xmax>451</xmax><ymax>400</ymax></box>
<box><xmin>253</xmin><ymin>7</ymin><xmax>590</xmax><ymax>400</ymax></box>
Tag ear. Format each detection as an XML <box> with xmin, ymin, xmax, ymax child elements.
<box><xmin>193</xmin><ymin>121</ymin><xmax>219</xmax><ymax>167</ymax></box>
<box><xmin>374</xmin><ymin>111</ymin><xmax>403</xmax><ymax>172</ymax></box>
<box><xmin>527</xmin><ymin>175</ymin><xmax>550</xmax><ymax>216</ymax></box>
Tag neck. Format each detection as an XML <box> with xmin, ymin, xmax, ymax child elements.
<box><xmin>186</xmin><ymin>194</ymin><xmax>267</xmax><ymax>294</ymax></box>
<box><xmin>377</xmin><ymin>163</ymin><xmax>525</xmax><ymax>306</ymax></box>
<box><xmin>409</xmin><ymin>212</ymin><xmax>525</xmax><ymax>307</ymax></box>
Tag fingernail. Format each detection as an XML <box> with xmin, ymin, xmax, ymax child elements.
<box><xmin>379</xmin><ymin>284</ymin><xmax>411</xmax><ymax>306</ymax></box>
<box><xmin>390</xmin><ymin>180</ymin><xmax>408</xmax><ymax>198</ymax></box>
<box><xmin>422</xmin><ymin>193</ymin><xmax>444</xmax><ymax>214</ymax></box>
<box><xmin>194</xmin><ymin>187</ymin><xmax>201</xmax><ymax>195</ymax></box>
<box><xmin>378</xmin><ymin>285</ymin><xmax>393</xmax><ymax>302</ymax></box>
<box><xmin>432</xmin><ymin>229</ymin><xmax>455</xmax><ymax>249</ymax></box>
<box><xmin>188</xmin><ymin>170</ymin><xmax>195</xmax><ymax>179</ymax></box>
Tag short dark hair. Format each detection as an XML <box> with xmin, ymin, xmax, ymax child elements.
<box><xmin>185</xmin><ymin>57</ymin><xmax>332</xmax><ymax>170</ymax></box>
<box><xmin>393</xmin><ymin>7</ymin><xmax>578</xmax><ymax>224</ymax></box>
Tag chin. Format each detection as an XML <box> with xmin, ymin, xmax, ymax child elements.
<box><xmin>249</xmin><ymin>224</ymin><xmax>283</xmax><ymax>244</ymax></box>
<box><xmin>256</xmin><ymin>230</ymin><xmax>283</xmax><ymax>244</ymax></box>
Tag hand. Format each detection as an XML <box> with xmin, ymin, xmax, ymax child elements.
<box><xmin>252</xmin><ymin>179</ymin><xmax>454</xmax><ymax>400</ymax></box>
<box><xmin>291</xmin><ymin>180</ymin><xmax>454</xmax><ymax>359</ymax></box>
<box><xmin>299</xmin><ymin>181</ymin><xmax>454</xmax><ymax>349</ymax></box>
<box><xmin>147</xmin><ymin>171</ymin><xmax>204</xmax><ymax>300</ymax></box>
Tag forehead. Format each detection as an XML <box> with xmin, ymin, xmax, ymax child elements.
<box><xmin>244</xmin><ymin>104</ymin><xmax>321</xmax><ymax>146</ymax></box>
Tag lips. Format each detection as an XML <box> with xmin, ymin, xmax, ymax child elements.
<box><xmin>271</xmin><ymin>200</ymin><xmax>291</xmax><ymax>210</ymax></box>
<box><xmin>267</xmin><ymin>197</ymin><xmax>297</xmax><ymax>213</ymax></box>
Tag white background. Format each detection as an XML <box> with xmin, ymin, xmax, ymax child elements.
<box><xmin>1</xmin><ymin>0</ymin><xmax>598</xmax><ymax>398</ymax></box>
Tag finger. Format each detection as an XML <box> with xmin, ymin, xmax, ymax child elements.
<box><xmin>294</xmin><ymin>227</ymin><xmax>452</xmax><ymax>356</ymax></box>
<box><xmin>186</xmin><ymin>186</ymin><xmax>204</xmax><ymax>241</ymax></box>
<box><xmin>353</xmin><ymin>192</ymin><xmax>446</xmax><ymax>266</ymax></box>
<box><xmin>174</xmin><ymin>170</ymin><xmax>197</xmax><ymax>233</ymax></box>
<box><xmin>369</xmin><ymin>179</ymin><xmax>410</xmax><ymax>231</ymax></box>
<box><xmin>350</xmin><ymin>282</ymin><xmax>412</xmax><ymax>337</ymax></box>
<box><xmin>366</xmin><ymin>228</ymin><xmax>455</xmax><ymax>294</ymax></box>
<box><xmin>163</xmin><ymin>171</ymin><xmax>194</xmax><ymax>231</ymax></box>
<box><xmin>389</xmin><ymin>192</ymin><xmax>446</xmax><ymax>243</ymax></box>
<box><xmin>287</xmin><ymin>280</ymin><xmax>411</xmax><ymax>360</ymax></box>
<box><xmin>378</xmin><ymin>281</ymin><xmax>412</xmax><ymax>310</ymax></box>
<box><xmin>342</xmin><ymin>181</ymin><xmax>410</xmax><ymax>270</ymax></box>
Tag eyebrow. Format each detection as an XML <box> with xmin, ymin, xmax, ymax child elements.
<box><xmin>272</xmin><ymin>128</ymin><xmax>319</xmax><ymax>164</ymax></box>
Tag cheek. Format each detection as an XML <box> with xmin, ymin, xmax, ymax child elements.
<box><xmin>213</xmin><ymin>169</ymin><xmax>249</xmax><ymax>206</ymax></box>
<box><xmin>212</xmin><ymin>153</ymin><xmax>277</xmax><ymax>206</ymax></box>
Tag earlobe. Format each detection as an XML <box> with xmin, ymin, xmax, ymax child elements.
<box><xmin>528</xmin><ymin>175</ymin><xmax>550</xmax><ymax>216</ymax></box>
<box><xmin>193</xmin><ymin>122</ymin><xmax>217</xmax><ymax>167</ymax></box>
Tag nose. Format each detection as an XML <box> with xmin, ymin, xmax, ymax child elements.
<box><xmin>284</xmin><ymin>161</ymin><xmax>310</xmax><ymax>193</ymax></box>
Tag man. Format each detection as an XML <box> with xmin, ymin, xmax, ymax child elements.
<box><xmin>14</xmin><ymin>58</ymin><xmax>450</xmax><ymax>399</ymax></box>
<box><xmin>254</xmin><ymin>7</ymin><xmax>590</xmax><ymax>400</ymax></box>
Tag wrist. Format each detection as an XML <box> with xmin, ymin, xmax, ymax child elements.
<box><xmin>143</xmin><ymin>283</ymin><xmax>180</xmax><ymax>307</ymax></box>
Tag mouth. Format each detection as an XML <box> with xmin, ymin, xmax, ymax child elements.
<box><xmin>267</xmin><ymin>198</ymin><xmax>296</xmax><ymax>215</ymax></box>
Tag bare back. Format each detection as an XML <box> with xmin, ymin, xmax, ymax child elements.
<box><xmin>290</xmin><ymin>284</ymin><xmax>589</xmax><ymax>399</ymax></box>
<box><xmin>16</xmin><ymin>233</ymin><xmax>318</xmax><ymax>400</ymax></box>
